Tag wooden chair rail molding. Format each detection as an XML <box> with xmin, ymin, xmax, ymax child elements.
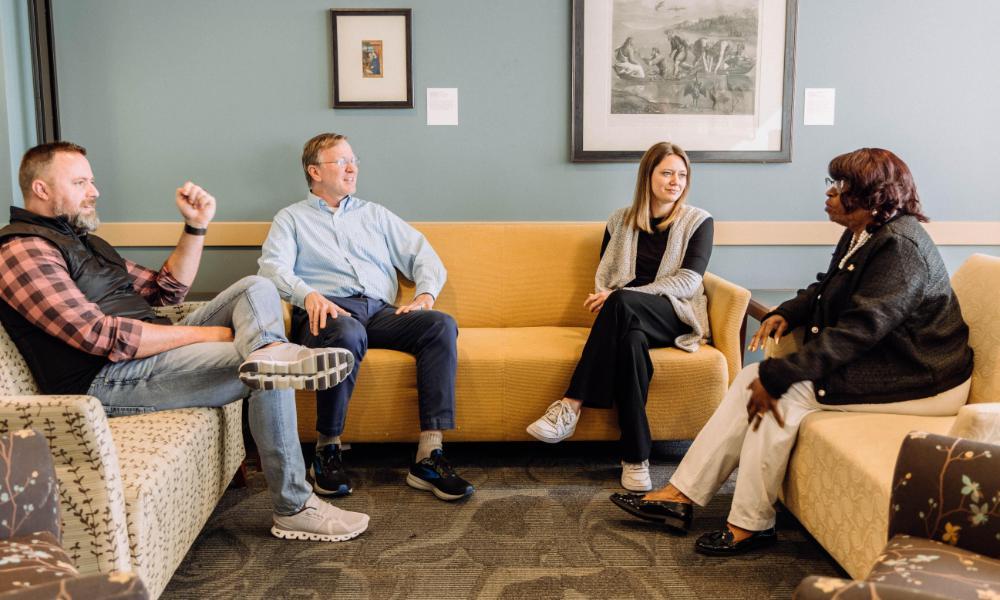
<box><xmin>95</xmin><ymin>221</ymin><xmax>999</xmax><ymax>247</ymax></box>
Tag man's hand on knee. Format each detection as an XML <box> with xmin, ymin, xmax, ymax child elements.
<box><xmin>305</xmin><ymin>291</ymin><xmax>351</xmax><ymax>335</ymax></box>
<box><xmin>396</xmin><ymin>293</ymin><xmax>435</xmax><ymax>315</ymax></box>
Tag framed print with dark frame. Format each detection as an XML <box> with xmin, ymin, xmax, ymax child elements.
<box><xmin>572</xmin><ymin>0</ymin><xmax>797</xmax><ymax>162</ymax></box>
<box><xmin>331</xmin><ymin>8</ymin><xmax>413</xmax><ymax>108</ymax></box>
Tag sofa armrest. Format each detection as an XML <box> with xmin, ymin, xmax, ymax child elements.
<box><xmin>0</xmin><ymin>571</ymin><xmax>148</xmax><ymax>599</ymax></box>
<box><xmin>151</xmin><ymin>301</ymin><xmax>207</xmax><ymax>324</ymax></box>
<box><xmin>0</xmin><ymin>430</ymin><xmax>61</xmax><ymax>542</ymax></box>
<box><xmin>763</xmin><ymin>327</ymin><xmax>803</xmax><ymax>360</ymax></box>
<box><xmin>794</xmin><ymin>576</ymin><xmax>940</xmax><ymax>599</ymax></box>
<box><xmin>889</xmin><ymin>432</ymin><xmax>1000</xmax><ymax>559</ymax></box>
<box><xmin>948</xmin><ymin>403</ymin><xmax>1000</xmax><ymax>444</ymax></box>
<box><xmin>703</xmin><ymin>272</ymin><xmax>751</xmax><ymax>385</ymax></box>
<box><xmin>0</xmin><ymin>396</ymin><xmax>132</xmax><ymax>575</ymax></box>
<box><xmin>747</xmin><ymin>296</ymin><xmax>805</xmax><ymax>360</ymax></box>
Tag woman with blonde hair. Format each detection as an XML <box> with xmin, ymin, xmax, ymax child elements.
<box><xmin>527</xmin><ymin>141</ymin><xmax>714</xmax><ymax>491</ymax></box>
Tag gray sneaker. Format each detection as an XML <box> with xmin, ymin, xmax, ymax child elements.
<box><xmin>271</xmin><ymin>494</ymin><xmax>369</xmax><ymax>542</ymax></box>
<box><xmin>239</xmin><ymin>344</ymin><xmax>354</xmax><ymax>391</ymax></box>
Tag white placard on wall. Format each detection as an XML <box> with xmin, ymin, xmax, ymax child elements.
<box><xmin>427</xmin><ymin>88</ymin><xmax>458</xmax><ymax>126</ymax></box>
<box><xmin>804</xmin><ymin>88</ymin><xmax>836</xmax><ymax>126</ymax></box>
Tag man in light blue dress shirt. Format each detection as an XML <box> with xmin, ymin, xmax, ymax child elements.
<box><xmin>258</xmin><ymin>133</ymin><xmax>474</xmax><ymax>502</ymax></box>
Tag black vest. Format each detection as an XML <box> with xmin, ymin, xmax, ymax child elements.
<box><xmin>0</xmin><ymin>207</ymin><xmax>169</xmax><ymax>394</ymax></box>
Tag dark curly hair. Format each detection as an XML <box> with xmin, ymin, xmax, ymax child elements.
<box><xmin>828</xmin><ymin>148</ymin><xmax>928</xmax><ymax>229</ymax></box>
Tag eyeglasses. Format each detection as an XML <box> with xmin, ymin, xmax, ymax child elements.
<box><xmin>825</xmin><ymin>177</ymin><xmax>845</xmax><ymax>193</ymax></box>
<box><xmin>316</xmin><ymin>157</ymin><xmax>360</xmax><ymax>168</ymax></box>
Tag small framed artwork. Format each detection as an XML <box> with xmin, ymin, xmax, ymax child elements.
<box><xmin>331</xmin><ymin>9</ymin><xmax>413</xmax><ymax>108</ymax></box>
<box><xmin>572</xmin><ymin>0</ymin><xmax>797</xmax><ymax>162</ymax></box>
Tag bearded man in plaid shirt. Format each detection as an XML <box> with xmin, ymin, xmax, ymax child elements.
<box><xmin>0</xmin><ymin>141</ymin><xmax>369</xmax><ymax>543</ymax></box>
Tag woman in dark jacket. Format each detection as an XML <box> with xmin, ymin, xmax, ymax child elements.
<box><xmin>610</xmin><ymin>147</ymin><xmax>974</xmax><ymax>556</ymax></box>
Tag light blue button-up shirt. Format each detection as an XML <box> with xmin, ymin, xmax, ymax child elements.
<box><xmin>257</xmin><ymin>194</ymin><xmax>446</xmax><ymax>308</ymax></box>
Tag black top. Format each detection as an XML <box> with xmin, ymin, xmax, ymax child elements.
<box><xmin>601</xmin><ymin>217</ymin><xmax>714</xmax><ymax>287</ymax></box>
<box><xmin>0</xmin><ymin>207</ymin><xmax>167</xmax><ymax>395</ymax></box>
<box><xmin>759</xmin><ymin>214</ymin><xmax>974</xmax><ymax>405</ymax></box>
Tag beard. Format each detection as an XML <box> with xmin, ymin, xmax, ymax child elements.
<box><xmin>54</xmin><ymin>198</ymin><xmax>100</xmax><ymax>233</ymax></box>
<box><xmin>69</xmin><ymin>210</ymin><xmax>101</xmax><ymax>233</ymax></box>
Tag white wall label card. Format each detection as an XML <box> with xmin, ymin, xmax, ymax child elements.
<box><xmin>804</xmin><ymin>88</ymin><xmax>836</xmax><ymax>126</ymax></box>
<box><xmin>427</xmin><ymin>88</ymin><xmax>458</xmax><ymax>126</ymax></box>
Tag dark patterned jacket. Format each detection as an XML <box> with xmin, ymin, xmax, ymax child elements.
<box><xmin>758</xmin><ymin>214</ymin><xmax>973</xmax><ymax>405</ymax></box>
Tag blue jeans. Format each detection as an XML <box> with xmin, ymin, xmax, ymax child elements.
<box><xmin>87</xmin><ymin>276</ymin><xmax>312</xmax><ymax>515</ymax></box>
<box><xmin>292</xmin><ymin>295</ymin><xmax>458</xmax><ymax>436</ymax></box>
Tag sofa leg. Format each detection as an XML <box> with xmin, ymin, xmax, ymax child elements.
<box><xmin>230</xmin><ymin>460</ymin><xmax>252</xmax><ymax>489</ymax></box>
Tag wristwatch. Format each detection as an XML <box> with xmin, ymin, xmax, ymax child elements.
<box><xmin>184</xmin><ymin>223</ymin><xmax>208</xmax><ymax>236</ymax></box>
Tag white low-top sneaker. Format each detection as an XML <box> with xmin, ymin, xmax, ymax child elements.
<box><xmin>526</xmin><ymin>400</ymin><xmax>580</xmax><ymax>443</ymax></box>
<box><xmin>239</xmin><ymin>344</ymin><xmax>354</xmax><ymax>391</ymax></box>
<box><xmin>621</xmin><ymin>460</ymin><xmax>652</xmax><ymax>492</ymax></box>
<box><xmin>271</xmin><ymin>494</ymin><xmax>369</xmax><ymax>542</ymax></box>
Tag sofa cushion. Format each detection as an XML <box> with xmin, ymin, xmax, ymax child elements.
<box><xmin>782</xmin><ymin>412</ymin><xmax>955</xmax><ymax>579</ymax></box>
<box><xmin>107</xmin><ymin>401</ymin><xmax>243</xmax><ymax>599</ymax></box>
<box><xmin>297</xmin><ymin>327</ymin><xmax>729</xmax><ymax>442</ymax></box>
<box><xmin>396</xmin><ymin>223</ymin><xmax>605</xmax><ymax>328</ymax></box>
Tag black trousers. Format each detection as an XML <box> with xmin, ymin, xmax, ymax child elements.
<box><xmin>565</xmin><ymin>290</ymin><xmax>691</xmax><ymax>463</ymax></box>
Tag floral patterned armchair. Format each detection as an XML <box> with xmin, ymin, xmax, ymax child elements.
<box><xmin>794</xmin><ymin>432</ymin><xmax>1000</xmax><ymax>600</ymax></box>
<box><xmin>0</xmin><ymin>429</ymin><xmax>147</xmax><ymax>599</ymax></box>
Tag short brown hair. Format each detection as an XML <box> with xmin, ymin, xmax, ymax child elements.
<box><xmin>829</xmin><ymin>148</ymin><xmax>928</xmax><ymax>226</ymax></box>
<box><xmin>301</xmin><ymin>133</ymin><xmax>348</xmax><ymax>188</ymax></box>
<box><xmin>624</xmin><ymin>141</ymin><xmax>692</xmax><ymax>233</ymax></box>
<box><xmin>18</xmin><ymin>141</ymin><xmax>87</xmax><ymax>197</ymax></box>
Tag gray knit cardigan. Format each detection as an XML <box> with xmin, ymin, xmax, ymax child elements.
<box><xmin>595</xmin><ymin>204</ymin><xmax>712</xmax><ymax>352</ymax></box>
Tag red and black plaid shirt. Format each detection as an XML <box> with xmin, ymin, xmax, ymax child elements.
<box><xmin>0</xmin><ymin>236</ymin><xmax>189</xmax><ymax>361</ymax></box>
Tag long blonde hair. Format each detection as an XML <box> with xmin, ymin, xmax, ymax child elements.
<box><xmin>623</xmin><ymin>142</ymin><xmax>692</xmax><ymax>233</ymax></box>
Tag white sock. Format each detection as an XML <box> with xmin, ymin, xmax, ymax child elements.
<box><xmin>316</xmin><ymin>433</ymin><xmax>341</xmax><ymax>450</ymax></box>
<box><xmin>416</xmin><ymin>430</ymin><xmax>443</xmax><ymax>462</ymax></box>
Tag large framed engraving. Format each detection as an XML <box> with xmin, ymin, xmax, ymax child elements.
<box><xmin>572</xmin><ymin>0</ymin><xmax>797</xmax><ymax>162</ymax></box>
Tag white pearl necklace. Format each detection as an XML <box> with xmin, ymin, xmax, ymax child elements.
<box><xmin>838</xmin><ymin>230</ymin><xmax>871</xmax><ymax>269</ymax></box>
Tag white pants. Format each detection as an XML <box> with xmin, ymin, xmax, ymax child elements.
<box><xmin>669</xmin><ymin>362</ymin><xmax>971</xmax><ymax>531</ymax></box>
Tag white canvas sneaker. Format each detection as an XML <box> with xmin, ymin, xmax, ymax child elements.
<box><xmin>526</xmin><ymin>400</ymin><xmax>580</xmax><ymax>443</ymax></box>
<box><xmin>621</xmin><ymin>460</ymin><xmax>652</xmax><ymax>492</ymax></box>
<box><xmin>271</xmin><ymin>494</ymin><xmax>369</xmax><ymax>542</ymax></box>
<box><xmin>239</xmin><ymin>344</ymin><xmax>354</xmax><ymax>391</ymax></box>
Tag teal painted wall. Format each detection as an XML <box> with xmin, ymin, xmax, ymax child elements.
<box><xmin>36</xmin><ymin>0</ymin><xmax>1000</xmax><ymax>294</ymax></box>
<box><xmin>0</xmin><ymin>0</ymin><xmax>36</xmax><ymax>215</ymax></box>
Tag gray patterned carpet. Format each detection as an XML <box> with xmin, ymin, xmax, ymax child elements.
<box><xmin>162</xmin><ymin>442</ymin><xmax>844</xmax><ymax>599</ymax></box>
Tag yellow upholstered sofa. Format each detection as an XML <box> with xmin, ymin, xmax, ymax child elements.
<box><xmin>769</xmin><ymin>253</ymin><xmax>1000</xmax><ymax>579</ymax></box>
<box><xmin>293</xmin><ymin>222</ymin><xmax>751</xmax><ymax>443</ymax></box>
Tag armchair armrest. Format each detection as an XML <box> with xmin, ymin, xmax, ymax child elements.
<box><xmin>0</xmin><ymin>571</ymin><xmax>148</xmax><ymax>599</ymax></box>
<box><xmin>703</xmin><ymin>272</ymin><xmax>751</xmax><ymax>385</ymax></box>
<box><xmin>748</xmin><ymin>297</ymin><xmax>803</xmax><ymax>360</ymax></box>
<box><xmin>763</xmin><ymin>327</ymin><xmax>803</xmax><ymax>359</ymax></box>
<box><xmin>948</xmin><ymin>403</ymin><xmax>1000</xmax><ymax>444</ymax></box>
<box><xmin>889</xmin><ymin>432</ymin><xmax>1000</xmax><ymax>559</ymax></box>
<box><xmin>0</xmin><ymin>430</ymin><xmax>61</xmax><ymax>542</ymax></box>
<box><xmin>0</xmin><ymin>396</ymin><xmax>131</xmax><ymax>575</ymax></box>
<box><xmin>794</xmin><ymin>576</ymin><xmax>937</xmax><ymax>599</ymax></box>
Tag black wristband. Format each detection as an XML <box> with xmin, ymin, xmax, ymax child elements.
<box><xmin>184</xmin><ymin>223</ymin><xmax>208</xmax><ymax>236</ymax></box>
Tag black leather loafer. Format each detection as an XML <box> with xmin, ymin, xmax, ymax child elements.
<box><xmin>609</xmin><ymin>493</ymin><xmax>692</xmax><ymax>534</ymax></box>
<box><xmin>694</xmin><ymin>526</ymin><xmax>777</xmax><ymax>556</ymax></box>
